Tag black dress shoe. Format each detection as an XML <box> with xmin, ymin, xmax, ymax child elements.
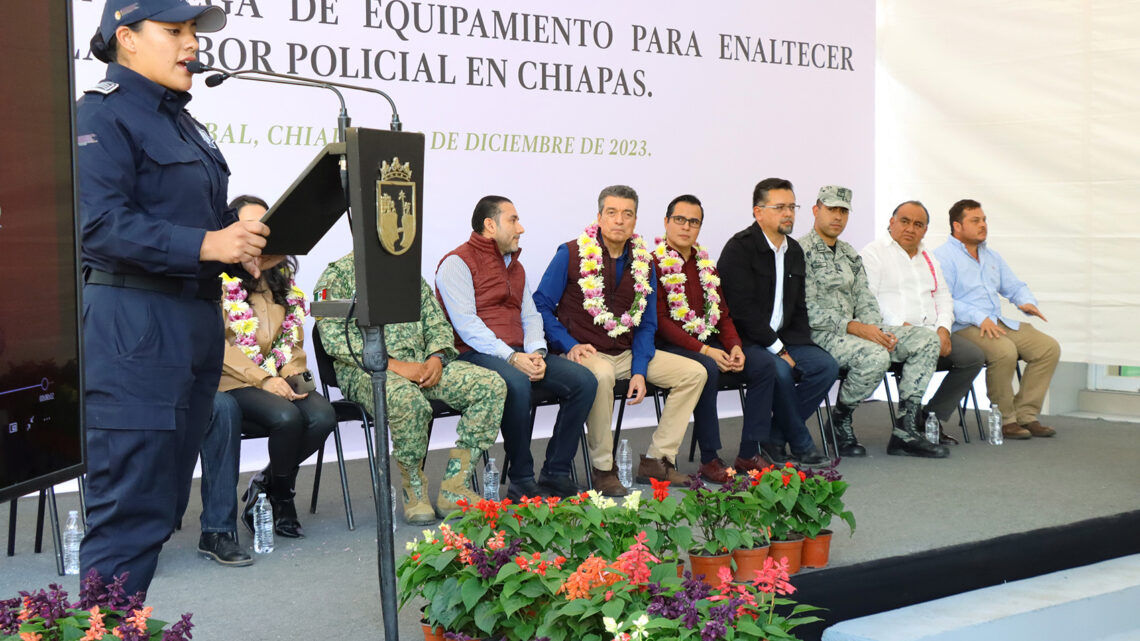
<box><xmin>791</xmin><ymin>447</ymin><xmax>831</xmax><ymax>468</ymax></box>
<box><xmin>537</xmin><ymin>473</ymin><xmax>580</xmax><ymax>498</ymax></box>
<box><xmin>198</xmin><ymin>532</ymin><xmax>253</xmax><ymax>567</ymax></box>
<box><xmin>507</xmin><ymin>478</ymin><xmax>545</xmax><ymax>501</ymax></box>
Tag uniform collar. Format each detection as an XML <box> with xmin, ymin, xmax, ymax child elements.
<box><xmin>106</xmin><ymin>62</ymin><xmax>193</xmax><ymax>116</ymax></box>
<box><xmin>807</xmin><ymin>228</ymin><xmax>857</xmax><ymax>259</ymax></box>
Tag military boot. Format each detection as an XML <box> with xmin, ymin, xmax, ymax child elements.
<box><xmin>827</xmin><ymin>402</ymin><xmax>866</xmax><ymax>457</ymax></box>
<box><xmin>436</xmin><ymin>448</ymin><xmax>484</xmax><ymax>515</ymax></box>
<box><xmin>397</xmin><ymin>461</ymin><xmax>438</xmax><ymax>525</ymax></box>
<box><xmin>887</xmin><ymin>399</ymin><xmax>950</xmax><ymax>458</ymax></box>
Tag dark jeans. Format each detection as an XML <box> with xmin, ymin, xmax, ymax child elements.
<box><xmin>227</xmin><ymin>386</ymin><xmax>337</xmax><ymax>477</ymax></box>
<box><xmin>458</xmin><ymin>351</ymin><xmax>597</xmax><ymax>479</ymax></box>
<box><xmin>659</xmin><ymin>342</ymin><xmax>777</xmax><ymax>460</ymax></box>
<box><xmin>763</xmin><ymin>343</ymin><xmax>839</xmax><ymax>453</ymax></box>
<box><xmin>199</xmin><ymin>392</ymin><xmax>242</xmax><ymax>533</ymax></box>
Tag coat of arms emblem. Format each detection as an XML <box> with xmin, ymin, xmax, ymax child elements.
<box><xmin>376</xmin><ymin>157</ymin><xmax>416</xmax><ymax>255</ymax></box>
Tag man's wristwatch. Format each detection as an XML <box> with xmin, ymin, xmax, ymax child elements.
<box><xmin>776</xmin><ymin>347</ymin><xmax>789</xmax><ymax>357</ymax></box>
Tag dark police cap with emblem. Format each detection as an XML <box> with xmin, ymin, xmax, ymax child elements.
<box><xmin>100</xmin><ymin>0</ymin><xmax>226</xmax><ymax>42</ymax></box>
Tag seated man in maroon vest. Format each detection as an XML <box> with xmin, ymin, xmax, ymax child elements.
<box><xmin>534</xmin><ymin>185</ymin><xmax>707</xmax><ymax>497</ymax></box>
<box><xmin>436</xmin><ymin>196</ymin><xmax>598</xmax><ymax>500</ymax></box>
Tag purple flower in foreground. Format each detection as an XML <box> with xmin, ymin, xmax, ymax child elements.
<box><xmin>162</xmin><ymin>613</ymin><xmax>195</xmax><ymax>641</ymax></box>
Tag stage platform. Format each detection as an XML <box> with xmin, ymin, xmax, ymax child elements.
<box><xmin>3</xmin><ymin>402</ymin><xmax>1138</xmax><ymax>640</ymax></box>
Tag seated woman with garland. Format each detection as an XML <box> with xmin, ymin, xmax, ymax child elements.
<box><xmin>218</xmin><ymin>195</ymin><xmax>336</xmax><ymax>539</ymax></box>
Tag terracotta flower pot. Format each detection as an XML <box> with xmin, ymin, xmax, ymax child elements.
<box><xmin>801</xmin><ymin>529</ymin><xmax>833</xmax><ymax>568</ymax></box>
<box><xmin>421</xmin><ymin>622</ymin><xmax>445</xmax><ymax>641</ymax></box>
<box><xmin>732</xmin><ymin>544</ymin><xmax>770</xmax><ymax>582</ymax></box>
<box><xmin>688</xmin><ymin>551</ymin><xmax>733</xmax><ymax>588</ymax></box>
<box><xmin>769</xmin><ymin>533</ymin><xmax>805</xmax><ymax>574</ymax></box>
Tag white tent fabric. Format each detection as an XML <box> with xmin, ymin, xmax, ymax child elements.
<box><xmin>875</xmin><ymin>0</ymin><xmax>1140</xmax><ymax>366</ymax></box>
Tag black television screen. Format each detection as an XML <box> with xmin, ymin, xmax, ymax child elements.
<box><xmin>0</xmin><ymin>0</ymin><xmax>84</xmax><ymax>503</ymax></box>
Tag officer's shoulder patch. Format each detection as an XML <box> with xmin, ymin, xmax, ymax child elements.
<box><xmin>84</xmin><ymin>81</ymin><xmax>119</xmax><ymax>96</ymax></box>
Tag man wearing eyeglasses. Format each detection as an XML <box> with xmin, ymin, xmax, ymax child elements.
<box><xmin>718</xmin><ymin>178</ymin><xmax>839</xmax><ymax>466</ymax></box>
<box><xmin>655</xmin><ymin>194</ymin><xmax>829</xmax><ymax>480</ymax></box>
<box><xmin>861</xmin><ymin>201</ymin><xmax>984</xmax><ymax>445</ymax></box>
<box><xmin>535</xmin><ymin>185</ymin><xmax>707</xmax><ymax>496</ymax></box>
<box><xmin>801</xmin><ymin>186</ymin><xmax>949</xmax><ymax>458</ymax></box>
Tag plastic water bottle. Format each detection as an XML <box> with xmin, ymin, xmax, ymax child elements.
<box><xmin>988</xmin><ymin>404</ymin><xmax>1004</xmax><ymax>445</ymax></box>
<box><xmin>483</xmin><ymin>458</ymin><xmax>500</xmax><ymax>501</ymax></box>
<box><xmin>617</xmin><ymin>439</ymin><xmax>633</xmax><ymax>489</ymax></box>
<box><xmin>63</xmin><ymin>510</ymin><xmax>83</xmax><ymax>575</ymax></box>
<box><xmin>253</xmin><ymin>493</ymin><xmax>274</xmax><ymax>554</ymax></box>
<box><xmin>924</xmin><ymin>413</ymin><xmax>940</xmax><ymax>444</ymax></box>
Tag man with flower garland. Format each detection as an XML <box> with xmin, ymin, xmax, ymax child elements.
<box><xmin>314</xmin><ymin>256</ymin><xmax>506</xmax><ymax>523</ymax></box>
<box><xmin>534</xmin><ymin>185</ymin><xmax>707</xmax><ymax>497</ymax></box>
<box><xmin>801</xmin><ymin>185</ymin><xmax>949</xmax><ymax>458</ymax></box>
<box><xmin>653</xmin><ymin>195</ymin><xmax>828</xmax><ymax>482</ymax></box>
<box><xmin>435</xmin><ymin>195</ymin><xmax>598</xmax><ymax>500</ymax></box>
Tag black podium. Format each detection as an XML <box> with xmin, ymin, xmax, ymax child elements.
<box><xmin>264</xmin><ymin>126</ymin><xmax>424</xmax><ymax>641</ymax></box>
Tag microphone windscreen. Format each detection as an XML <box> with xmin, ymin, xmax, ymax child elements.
<box><xmin>185</xmin><ymin>60</ymin><xmax>210</xmax><ymax>74</ymax></box>
<box><xmin>204</xmin><ymin>74</ymin><xmax>227</xmax><ymax>88</ymax></box>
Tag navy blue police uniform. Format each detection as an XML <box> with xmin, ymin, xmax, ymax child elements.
<box><xmin>77</xmin><ymin>61</ymin><xmax>236</xmax><ymax>596</ymax></box>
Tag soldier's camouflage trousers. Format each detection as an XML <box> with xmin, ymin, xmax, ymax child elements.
<box><xmin>814</xmin><ymin>324</ymin><xmax>939</xmax><ymax>407</ymax></box>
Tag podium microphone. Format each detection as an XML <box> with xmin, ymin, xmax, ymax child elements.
<box><xmin>186</xmin><ymin>61</ymin><xmax>403</xmax><ymax>132</ymax></box>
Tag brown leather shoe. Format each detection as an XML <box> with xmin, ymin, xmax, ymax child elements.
<box><xmin>1002</xmin><ymin>422</ymin><xmax>1032</xmax><ymax>440</ymax></box>
<box><xmin>1020</xmin><ymin>420</ymin><xmax>1057</xmax><ymax>437</ymax></box>
<box><xmin>939</xmin><ymin>429</ymin><xmax>960</xmax><ymax>445</ymax></box>
<box><xmin>591</xmin><ymin>466</ymin><xmax>628</xmax><ymax>497</ymax></box>
<box><xmin>636</xmin><ymin>455</ymin><xmax>688</xmax><ymax>486</ymax></box>
<box><xmin>698</xmin><ymin>458</ymin><xmax>730</xmax><ymax>484</ymax></box>
<box><xmin>733</xmin><ymin>453</ymin><xmax>777</xmax><ymax>473</ymax></box>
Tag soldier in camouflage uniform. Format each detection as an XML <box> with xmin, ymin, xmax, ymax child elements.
<box><xmin>313</xmin><ymin>253</ymin><xmax>506</xmax><ymax>524</ymax></box>
<box><xmin>800</xmin><ymin>186</ymin><xmax>949</xmax><ymax>458</ymax></box>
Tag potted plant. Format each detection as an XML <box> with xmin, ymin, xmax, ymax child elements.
<box><xmin>641</xmin><ymin>478</ymin><xmax>688</xmax><ymax>576</ymax></box>
<box><xmin>1</xmin><ymin>570</ymin><xmax>195</xmax><ymax>641</ymax></box>
<box><xmin>726</xmin><ymin>468</ymin><xmax>776</xmax><ymax>582</ymax></box>
<box><xmin>675</xmin><ymin>477</ymin><xmax>746</xmax><ymax>586</ymax></box>
<box><xmin>796</xmin><ymin>467</ymin><xmax>856</xmax><ymax>568</ymax></box>
<box><xmin>750</xmin><ymin>463</ymin><xmax>808</xmax><ymax>574</ymax></box>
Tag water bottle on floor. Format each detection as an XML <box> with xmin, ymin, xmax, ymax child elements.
<box><xmin>988</xmin><ymin>404</ymin><xmax>1004</xmax><ymax>445</ymax></box>
<box><xmin>63</xmin><ymin>510</ymin><xmax>83</xmax><ymax>575</ymax></box>
<box><xmin>483</xmin><ymin>457</ymin><xmax>500</xmax><ymax>501</ymax></box>
<box><xmin>253</xmin><ymin>492</ymin><xmax>274</xmax><ymax>554</ymax></box>
<box><xmin>617</xmin><ymin>439</ymin><xmax>633</xmax><ymax>489</ymax></box>
<box><xmin>924</xmin><ymin>412</ymin><xmax>940</xmax><ymax>444</ymax></box>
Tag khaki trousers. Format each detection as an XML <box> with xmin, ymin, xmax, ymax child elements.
<box><xmin>574</xmin><ymin>349</ymin><xmax>707</xmax><ymax>470</ymax></box>
<box><xmin>955</xmin><ymin>321</ymin><xmax>1060</xmax><ymax>425</ymax></box>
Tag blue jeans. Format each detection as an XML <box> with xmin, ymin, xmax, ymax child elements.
<box><xmin>458</xmin><ymin>351</ymin><xmax>597</xmax><ymax>479</ymax></box>
<box><xmin>659</xmin><ymin>343</ymin><xmax>777</xmax><ymax>460</ymax></box>
<box><xmin>763</xmin><ymin>344</ymin><xmax>839</xmax><ymax>453</ymax></box>
<box><xmin>199</xmin><ymin>392</ymin><xmax>242</xmax><ymax>533</ymax></box>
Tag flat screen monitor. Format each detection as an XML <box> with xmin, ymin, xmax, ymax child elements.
<box><xmin>0</xmin><ymin>0</ymin><xmax>84</xmax><ymax>503</ymax></box>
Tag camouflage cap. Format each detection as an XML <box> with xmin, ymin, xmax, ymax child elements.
<box><xmin>817</xmin><ymin>185</ymin><xmax>853</xmax><ymax>209</ymax></box>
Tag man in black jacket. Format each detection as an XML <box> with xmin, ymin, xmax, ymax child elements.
<box><xmin>718</xmin><ymin>178</ymin><xmax>839</xmax><ymax>463</ymax></box>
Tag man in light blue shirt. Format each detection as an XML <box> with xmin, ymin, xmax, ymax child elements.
<box><xmin>932</xmin><ymin>199</ymin><xmax>1061</xmax><ymax>440</ymax></box>
<box><xmin>436</xmin><ymin>195</ymin><xmax>597</xmax><ymax>500</ymax></box>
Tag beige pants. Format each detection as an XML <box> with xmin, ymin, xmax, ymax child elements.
<box><xmin>955</xmin><ymin>321</ymin><xmax>1060</xmax><ymax>425</ymax></box>
<box><xmin>574</xmin><ymin>349</ymin><xmax>706</xmax><ymax>469</ymax></box>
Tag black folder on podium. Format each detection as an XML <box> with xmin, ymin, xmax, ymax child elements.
<box><xmin>260</xmin><ymin>127</ymin><xmax>424</xmax><ymax>326</ymax></box>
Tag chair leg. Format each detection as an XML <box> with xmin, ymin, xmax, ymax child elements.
<box><xmin>310</xmin><ymin>442</ymin><xmax>325</xmax><ymax>515</ymax></box>
<box><xmin>332</xmin><ymin>424</ymin><xmax>355</xmax><ymax>530</ymax></box>
<box><xmin>957</xmin><ymin>401</ymin><xmax>971</xmax><ymax>444</ymax></box>
<box><xmin>883</xmin><ymin>374</ymin><xmax>898</xmax><ymax>427</ymax></box>
<box><xmin>34</xmin><ymin>490</ymin><xmax>46</xmax><ymax>554</ymax></box>
<box><xmin>816</xmin><ymin>407</ymin><xmax>831</xmax><ymax>458</ymax></box>
<box><xmin>611</xmin><ymin>396</ymin><xmax>628</xmax><ymax>462</ymax></box>
<box><xmin>580</xmin><ymin>428</ymin><xmax>593</xmax><ymax>488</ymax></box>
<box><xmin>969</xmin><ymin>385</ymin><xmax>985</xmax><ymax>441</ymax></box>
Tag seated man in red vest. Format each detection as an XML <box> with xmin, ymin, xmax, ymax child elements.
<box><xmin>435</xmin><ymin>196</ymin><xmax>598</xmax><ymax>500</ymax></box>
<box><xmin>534</xmin><ymin>185</ymin><xmax>707</xmax><ymax>497</ymax></box>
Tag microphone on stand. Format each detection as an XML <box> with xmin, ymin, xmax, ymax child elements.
<box><xmin>186</xmin><ymin>61</ymin><xmax>402</xmax><ymax>132</ymax></box>
<box><xmin>186</xmin><ymin>61</ymin><xmax>351</xmax><ymax>142</ymax></box>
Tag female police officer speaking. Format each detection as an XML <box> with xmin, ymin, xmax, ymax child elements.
<box><xmin>78</xmin><ymin>0</ymin><xmax>270</xmax><ymax>596</ymax></box>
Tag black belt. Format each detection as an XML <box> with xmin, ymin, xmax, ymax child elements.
<box><xmin>85</xmin><ymin>269</ymin><xmax>221</xmax><ymax>302</ymax></box>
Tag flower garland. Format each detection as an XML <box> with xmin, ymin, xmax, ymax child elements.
<box><xmin>220</xmin><ymin>272</ymin><xmax>308</xmax><ymax>376</ymax></box>
<box><xmin>577</xmin><ymin>224</ymin><xmax>653</xmax><ymax>337</ymax></box>
<box><xmin>652</xmin><ymin>238</ymin><xmax>721</xmax><ymax>341</ymax></box>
